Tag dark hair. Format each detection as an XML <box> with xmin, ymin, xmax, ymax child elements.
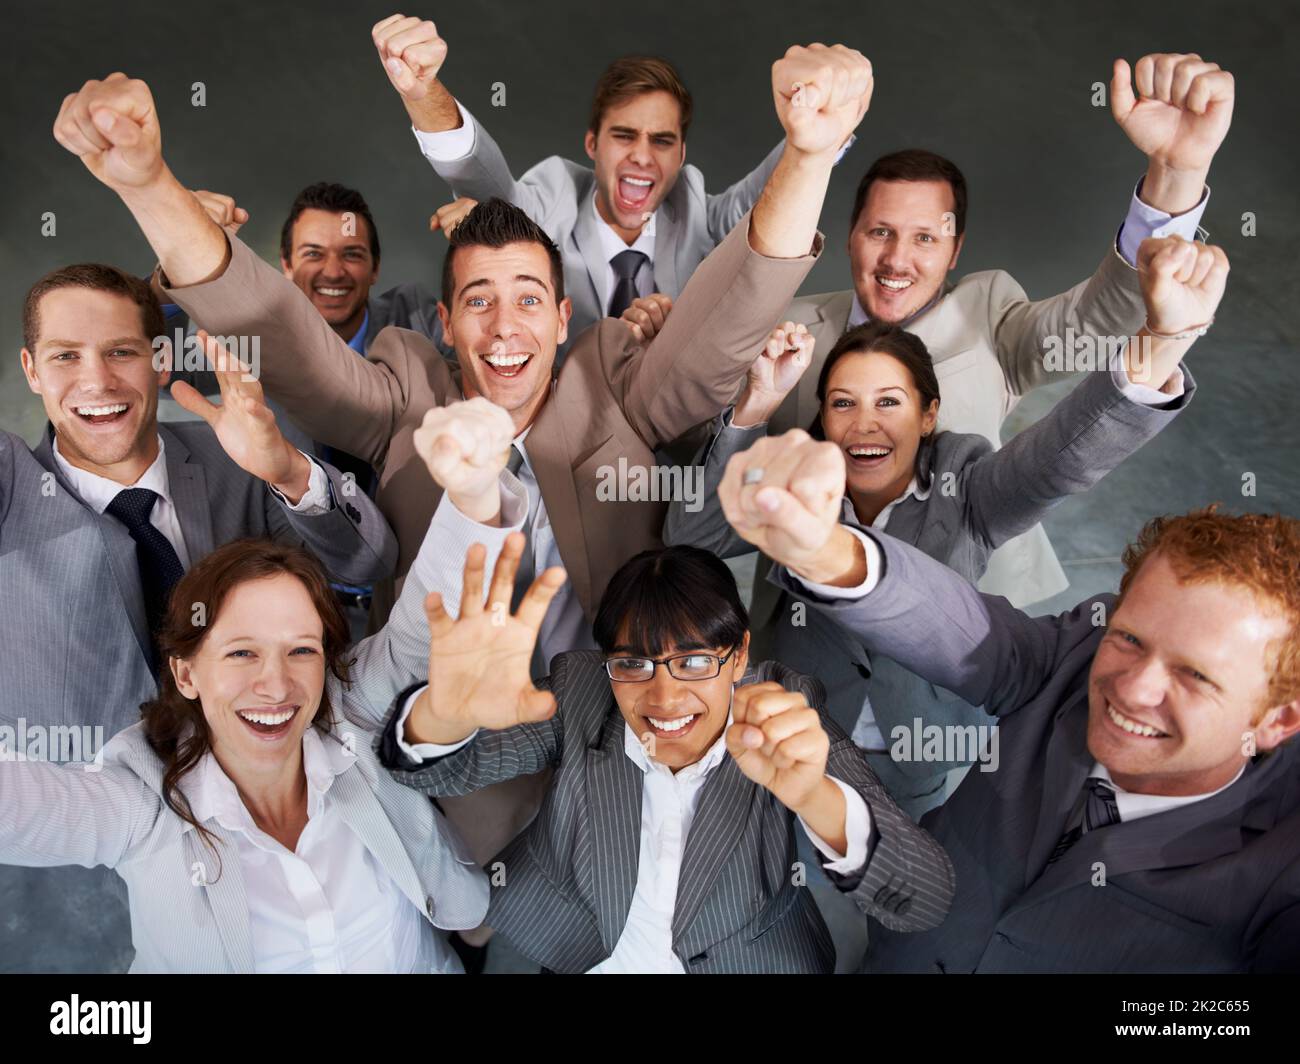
<box><xmin>23</xmin><ymin>263</ymin><xmax>165</xmax><ymax>351</ymax></box>
<box><xmin>594</xmin><ymin>546</ymin><xmax>748</xmax><ymax>659</ymax></box>
<box><xmin>590</xmin><ymin>55</ymin><xmax>692</xmax><ymax>140</ymax></box>
<box><xmin>809</xmin><ymin>322</ymin><xmax>941</xmax><ymax>443</ymax></box>
<box><xmin>279</xmin><ymin>182</ymin><xmax>381</xmax><ymax>264</ymax></box>
<box><xmin>141</xmin><ymin>539</ymin><xmax>354</xmax><ymax>859</ymax></box>
<box><xmin>850</xmin><ymin>149</ymin><xmax>968</xmax><ymax>238</ymax></box>
<box><xmin>440</xmin><ymin>197</ymin><xmax>566</xmax><ymax>307</ymax></box>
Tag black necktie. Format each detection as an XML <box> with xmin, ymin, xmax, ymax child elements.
<box><xmin>1048</xmin><ymin>776</ymin><xmax>1121</xmax><ymax>863</ymax></box>
<box><xmin>105</xmin><ymin>488</ymin><xmax>185</xmax><ymax>651</ymax></box>
<box><xmin>607</xmin><ymin>249</ymin><xmax>649</xmax><ymax>319</ymax></box>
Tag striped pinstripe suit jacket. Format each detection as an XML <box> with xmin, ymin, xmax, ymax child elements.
<box><xmin>382</xmin><ymin>652</ymin><xmax>956</xmax><ymax>973</ymax></box>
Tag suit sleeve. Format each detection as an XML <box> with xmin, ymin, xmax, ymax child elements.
<box><xmin>770</xmin><ymin>525</ymin><xmax>1094</xmax><ymax>717</ymax></box>
<box><xmin>422</xmin><ymin>108</ymin><xmax>553</xmax><ymax>224</ymax></box>
<box><xmin>820</xmin><ymin>711</ymin><xmax>956</xmax><ymax>932</ymax></box>
<box><xmin>262</xmin><ymin>454</ymin><xmax>398</xmax><ymax>585</ymax></box>
<box><xmin>662</xmin><ymin>411</ymin><xmax>764</xmax><ymax>558</ymax></box>
<box><xmin>705</xmin><ymin>140</ymin><xmax>786</xmax><ymax>241</ymax></box>
<box><xmin>0</xmin><ymin>757</ymin><xmax>160</xmax><ymax>870</ymax></box>
<box><xmin>989</xmin><ymin>248</ymin><xmax>1145</xmax><ymax>396</ymax></box>
<box><xmin>155</xmin><ymin>231</ymin><xmax>413</xmax><ymax>470</ymax></box>
<box><xmin>609</xmin><ymin>211</ymin><xmax>821</xmax><ymax>449</ymax></box>
<box><xmin>958</xmin><ymin>363</ymin><xmax>1196</xmax><ymax>551</ymax></box>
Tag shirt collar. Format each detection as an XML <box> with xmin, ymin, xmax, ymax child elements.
<box><xmin>345</xmin><ymin>307</ymin><xmax>371</xmax><ymax>355</ymax></box>
<box><xmin>840</xmin><ymin>475</ymin><xmax>930</xmax><ymax>530</ymax></box>
<box><xmin>621</xmin><ymin>710</ymin><xmax>733</xmax><ymax>783</ymax></box>
<box><xmin>590</xmin><ymin>189</ymin><xmax>656</xmax><ymax>266</ymax></box>
<box><xmin>52</xmin><ymin>432</ymin><xmax>171</xmax><ymax>515</ymax></box>
<box><xmin>847</xmin><ymin>284</ymin><xmax>949</xmax><ymax>331</ymax></box>
<box><xmin>1089</xmin><ymin>760</ymin><xmax>1248</xmax><ymax>824</ymax></box>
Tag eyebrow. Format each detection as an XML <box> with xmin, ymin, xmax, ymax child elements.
<box><xmin>609</xmin><ymin>641</ymin><xmax>714</xmax><ymax>655</ymax></box>
<box><xmin>298</xmin><ymin>241</ymin><xmax>369</xmax><ymax>252</ymax></box>
<box><xmin>866</xmin><ymin>218</ymin><xmax>937</xmax><ymax>232</ymax></box>
<box><xmin>458</xmin><ymin>274</ymin><xmax>551</xmax><ymax>298</ymax></box>
<box><xmin>828</xmin><ymin>385</ymin><xmax>907</xmax><ymax>396</ymax></box>
<box><xmin>41</xmin><ymin>336</ymin><xmax>147</xmax><ymax>350</ymax></box>
<box><xmin>608</xmin><ymin>125</ymin><xmax>679</xmax><ymax>140</ymax></box>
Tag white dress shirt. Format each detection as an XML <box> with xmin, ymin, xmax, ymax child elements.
<box><xmin>185</xmin><ymin>728</ymin><xmax>459</xmax><ymax>974</ymax></box>
<box><xmin>422</xmin><ymin>422</ymin><xmax>596</xmax><ymax>675</ymax></box>
<box><xmin>394</xmin><ymin>693</ymin><xmax>872</xmax><ymax>973</ymax></box>
<box><xmin>52</xmin><ymin>434</ymin><xmax>333</xmax><ymax>570</ymax></box>
<box><xmin>1090</xmin><ymin>760</ymin><xmax>1246</xmax><ymax>823</ymax></box>
<box><xmin>846</xmin><ymin>180</ymin><xmax>1212</xmax><ymax>330</ymax></box>
<box><xmin>589</xmin><ymin>190</ymin><xmax>657</xmax><ymax>312</ymax></box>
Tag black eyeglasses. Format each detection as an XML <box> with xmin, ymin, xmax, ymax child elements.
<box><xmin>603</xmin><ymin>648</ymin><xmax>735</xmax><ymax>683</ymax></box>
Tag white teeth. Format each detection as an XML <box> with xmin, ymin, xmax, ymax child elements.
<box><xmin>622</xmin><ymin>177</ymin><xmax>653</xmax><ymax>186</ymax></box>
<box><xmin>316</xmin><ymin>287</ymin><xmax>349</xmax><ymax>297</ymax></box>
<box><xmin>237</xmin><ymin>708</ymin><xmax>295</xmax><ymax>727</ymax></box>
<box><xmin>1106</xmin><ymin>703</ymin><xmax>1166</xmax><ymax>738</ymax></box>
<box><xmin>849</xmin><ymin>446</ymin><xmax>890</xmax><ymax>458</ymax></box>
<box><xmin>877</xmin><ymin>277</ymin><xmax>912</xmax><ymax>290</ymax></box>
<box><xmin>485</xmin><ymin>353</ymin><xmax>530</xmax><ymax>367</ymax></box>
<box><xmin>76</xmin><ymin>403</ymin><xmax>128</xmax><ymax>416</ymax></box>
<box><xmin>648</xmin><ymin>714</ymin><xmax>696</xmax><ymax>733</ymax></box>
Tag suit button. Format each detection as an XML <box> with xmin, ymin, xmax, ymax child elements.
<box><xmin>425</xmin><ymin>896</ymin><xmax>435</xmax><ymax>919</ymax></box>
<box><xmin>345</xmin><ymin>502</ymin><xmax>361</xmax><ymax>523</ymax></box>
<box><xmin>995</xmin><ymin>932</ymin><xmax>1011</xmax><ymax>944</ymax></box>
<box><xmin>855</xmin><ymin>663</ymin><xmax>871</xmax><ymax>680</ymax></box>
<box><xmin>896</xmin><ymin>897</ymin><xmax>911</xmax><ymax>915</ymax></box>
<box><xmin>689</xmin><ymin>951</ymin><xmax>708</xmax><ymax>964</ymax></box>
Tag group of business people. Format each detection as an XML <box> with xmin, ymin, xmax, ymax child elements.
<box><xmin>1</xmin><ymin>13</ymin><xmax>1295</xmax><ymax>974</ymax></box>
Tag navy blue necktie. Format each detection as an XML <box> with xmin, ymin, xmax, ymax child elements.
<box><xmin>105</xmin><ymin>488</ymin><xmax>185</xmax><ymax>652</ymax></box>
<box><xmin>608</xmin><ymin>250</ymin><xmax>649</xmax><ymax>319</ymax></box>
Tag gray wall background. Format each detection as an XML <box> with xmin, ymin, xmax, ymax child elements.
<box><xmin>0</xmin><ymin>0</ymin><xmax>1296</xmax><ymax>972</ymax></box>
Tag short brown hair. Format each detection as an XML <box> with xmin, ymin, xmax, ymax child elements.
<box><xmin>1119</xmin><ymin>507</ymin><xmax>1300</xmax><ymax>709</ymax></box>
<box><xmin>850</xmin><ymin>149</ymin><xmax>968</xmax><ymax>237</ymax></box>
<box><xmin>589</xmin><ymin>55</ymin><xmax>692</xmax><ymax>141</ymax></box>
<box><xmin>23</xmin><ymin>263</ymin><xmax>166</xmax><ymax>351</ymax></box>
<box><xmin>441</xmin><ymin>197</ymin><xmax>565</xmax><ymax>308</ymax></box>
<box><xmin>142</xmin><ymin>539</ymin><xmax>354</xmax><ymax>857</ymax></box>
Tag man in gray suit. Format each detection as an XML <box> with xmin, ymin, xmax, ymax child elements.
<box><xmin>756</xmin><ymin>51</ymin><xmax>1233</xmax><ymax>617</ymax></box>
<box><xmin>370</xmin><ymin>14</ymin><xmax>825</xmax><ymax>354</ymax></box>
<box><xmin>718</xmin><ymin>434</ymin><xmax>1300</xmax><ymax>972</ymax></box>
<box><xmin>2</xmin><ymin>262</ymin><xmax>396</xmax><ymax>972</ymax></box>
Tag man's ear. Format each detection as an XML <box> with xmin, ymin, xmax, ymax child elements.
<box><xmin>949</xmin><ymin>232</ymin><xmax>966</xmax><ymax>272</ymax></box>
<box><xmin>584</xmin><ymin>130</ymin><xmax>598</xmax><ymax>162</ymax></box>
<box><xmin>1255</xmin><ymin>698</ymin><xmax>1300</xmax><ymax>753</ymax></box>
<box><xmin>171</xmin><ymin>656</ymin><xmax>199</xmax><ymax>700</ymax></box>
<box><xmin>20</xmin><ymin>348</ymin><xmax>41</xmax><ymax>394</ymax></box>
<box><xmin>556</xmin><ymin>296</ymin><xmax>573</xmax><ymax>347</ymax></box>
<box><xmin>154</xmin><ymin>336</ymin><xmax>172</xmax><ymax>390</ymax></box>
<box><xmin>436</xmin><ymin>301</ymin><xmax>454</xmax><ymax>348</ymax></box>
<box><xmin>279</xmin><ymin>256</ymin><xmax>293</xmax><ymax>279</ymax></box>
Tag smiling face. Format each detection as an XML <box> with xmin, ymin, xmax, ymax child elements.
<box><xmin>848</xmin><ymin>179</ymin><xmax>964</xmax><ymax>324</ymax></box>
<box><xmin>439</xmin><ymin>240</ymin><xmax>570</xmax><ymax>431</ymax></box>
<box><xmin>584</xmin><ymin>91</ymin><xmax>686</xmax><ymax>240</ymax></box>
<box><xmin>609</xmin><ymin>632</ymin><xmax>750</xmax><ymax>772</ymax></box>
<box><xmin>821</xmin><ymin>349</ymin><xmax>938</xmax><ymax>521</ymax></box>
<box><xmin>1087</xmin><ymin>553</ymin><xmax>1300</xmax><ymax>796</ymax></box>
<box><xmin>281</xmin><ymin>208</ymin><xmax>380</xmax><ymax>339</ymax></box>
<box><xmin>21</xmin><ymin>287</ymin><xmax>166</xmax><ymax>484</ymax></box>
<box><xmin>171</xmin><ymin>574</ymin><xmax>326</xmax><ymax>778</ymax></box>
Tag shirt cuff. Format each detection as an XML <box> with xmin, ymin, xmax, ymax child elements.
<box><xmin>412</xmin><ymin>99</ymin><xmax>477</xmax><ymax>163</ymax></box>
<box><xmin>799</xmin><ymin>776</ymin><xmax>873</xmax><ymax>874</ymax></box>
<box><xmin>1117</xmin><ymin>178</ymin><xmax>1211</xmax><ymax>267</ymax></box>
<box><xmin>788</xmin><ymin>525</ymin><xmax>884</xmax><ymax>598</ymax></box>
<box><xmin>394</xmin><ymin>684</ymin><xmax>479</xmax><ymax>763</ymax></box>
<box><xmin>1109</xmin><ymin>349</ymin><xmax>1186</xmax><ymax>404</ymax></box>
<box><xmin>270</xmin><ymin>452</ymin><xmax>333</xmax><ymax>515</ymax></box>
<box><xmin>833</xmin><ymin>133</ymin><xmax>856</xmax><ymax>165</ymax></box>
<box><xmin>720</xmin><ymin>405</ymin><xmax>771</xmax><ymax>434</ymax></box>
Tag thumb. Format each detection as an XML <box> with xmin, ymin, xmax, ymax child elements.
<box><xmin>754</xmin><ymin>485</ymin><xmax>822</xmax><ymax>541</ymax></box>
<box><xmin>1110</xmin><ymin>58</ymin><xmax>1137</xmax><ymax>124</ymax></box>
<box><xmin>91</xmin><ymin>107</ymin><xmax>148</xmax><ymax>162</ymax></box>
<box><xmin>169</xmin><ymin>380</ymin><xmax>219</xmax><ymax>426</ymax></box>
<box><xmin>386</xmin><ymin>57</ymin><xmax>417</xmax><ymax>95</ymax></box>
<box><xmin>519</xmin><ymin>688</ymin><xmax>557</xmax><ymax>724</ymax></box>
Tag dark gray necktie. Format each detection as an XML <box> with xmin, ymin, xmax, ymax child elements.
<box><xmin>505</xmin><ymin>444</ymin><xmax>536</xmax><ymax>611</ymax></box>
<box><xmin>105</xmin><ymin>487</ymin><xmax>185</xmax><ymax>664</ymax></box>
<box><xmin>1048</xmin><ymin>776</ymin><xmax>1121</xmax><ymax>863</ymax></box>
<box><xmin>608</xmin><ymin>249</ymin><xmax>649</xmax><ymax>319</ymax></box>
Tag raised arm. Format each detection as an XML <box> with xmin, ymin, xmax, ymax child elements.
<box><xmin>716</xmin><ymin>428</ymin><xmax>1083</xmax><ymax>715</ymax></box>
<box><xmin>616</xmin><ymin>44</ymin><xmax>873</xmax><ymax>448</ymax></box>
<box><xmin>705</xmin><ymin>139</ymin><xmax>786</xmax><ymax>240</ymax></box>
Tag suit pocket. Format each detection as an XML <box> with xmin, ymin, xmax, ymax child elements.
<box><xmin>933</xmin><ymin>347</ymin><xmax>980</xmax><ymax>379</ymax></box>
<box><xmin>1104</xmin><ymin>882</ymin><xmax>1215</xmax><ymax>938</ymax></box>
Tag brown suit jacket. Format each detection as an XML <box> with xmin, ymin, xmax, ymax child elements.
<box><xmin>159</xmin><ymin>214</ymin><xmax>820</xmax><ymax>618</ymax></box>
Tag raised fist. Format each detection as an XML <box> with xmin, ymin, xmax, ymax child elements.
<box><xmin>1137</xmin><ymin>235</ymin><xmax>1229</xmax><ymax>336</ymax></box>
<box><xmin>1111</xmin><ymin>53</ymin><xmax>1234</xmax><ymax>174</ymax></box>
<box><xmin>620</xmin><ymin>293</ymin><xmax>673</xmax><ymax>344</ymax></box>
<box><xmin>430</xmin><ymin>196</ymin><xmax>478</xmax><ymax>238</ymax></box>
<box><xmin>373</xmin><ymin>14</ymin><xmax>448</xmax><ymax>101</ymax></box>
<box><xmin>413</xmin><ymin>397</ymin><xmax>516</xmax><ymax>518</ymax></box>
<box><xmin>772</xmin><ymin>44</ymin><xmax>873</xmax><ymax>156</ymax></box>
<box><xmin>727</xmin><ymin>682</ymin><xmax>831</xmax><ymax>812</ymax></box>
<box><xmin>53</xmin><ymin>73</ymin><xmax>164</xmax><ymax>191</ymax></box>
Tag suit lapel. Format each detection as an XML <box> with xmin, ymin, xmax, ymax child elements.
<box><xmin>161</xmin><ymin>426</ymin><xmax>214</xmax><ymax>562</ymax></box>
<box><xmin>527</xmin><ymin>399</ymin><xmax>596</xmax><ymax>615</ymax></box>
<box><xmin>1024</xmin><ymin>698</ymin><xmax>1094</xmax><ymax>876</ymax></box>
<box><xmin>652</xmin><ymin>197</ymin><xmax>681</xmax><ymax>298</ymax></box>
<box><xmin>584</xmin><ymin>712</ymin><xmax>642</xmax><ymax>953</ymax></box>
<box><xmin>186</xmin><ymin>829</ymin><xmax>255</xmax><ymax>973</ymax></box>
<box><xmin>794</xmin><ymin>291</ymin><xmax>854</xmax><ymax>429</ymax></box>
<box><xmin>672</xmin><ymin>756</ymin><xmax>757</xmax><ymax>940</ymax></box>
<box><xmin>571</xmin><ymin>180</ymin><xmax>613</xmax><ymax>317</ymax></box>
<box><xmin>34</xmin><ymin>427</ymin><xmax>154</xmax><ymax>664</ymax></box>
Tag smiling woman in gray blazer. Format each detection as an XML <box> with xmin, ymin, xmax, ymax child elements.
<box><xmin>0</xmin><ymin>527</ymin><xmax>487</xmax><ymax>973</ymax></box>
<box><xmin>666</xmin><ymin>235</ymin><xmax>1213</xmax><ymax>817</ymax></box>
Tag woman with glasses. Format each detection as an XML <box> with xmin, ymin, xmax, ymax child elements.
<box><xmin>377</xmin><ymin>534</ymin><xmax>955</xmax><ymax>974</ymax></box>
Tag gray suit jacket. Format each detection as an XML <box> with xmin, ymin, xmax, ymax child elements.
<box><xmin>759</xmin><ymin>246</ymin><xmax>1146</xmax><ymax>618</ymax></box>
<box><xmin>0</xmin><ymin>541</ymin><xmax>488</xmax><ymax>973</ymax></box>
<box><xmin>771</xmin><ymin>528</ymin><xmax>1300</xmax><ymax>973</ymax></box>
<box><xmin>666</xmin><ymin>364</ymin><xmax>1195</xmax><ymax>816</ymax></box>
<box><xmin>428</xmin><ymin>107</ymin><xmax>785</xmax><ymax>350</ymax></box>
<box><xmin>380</xmin><ymin>653</ymin><xmax>955</xmax><ymax>973</ymax></box>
